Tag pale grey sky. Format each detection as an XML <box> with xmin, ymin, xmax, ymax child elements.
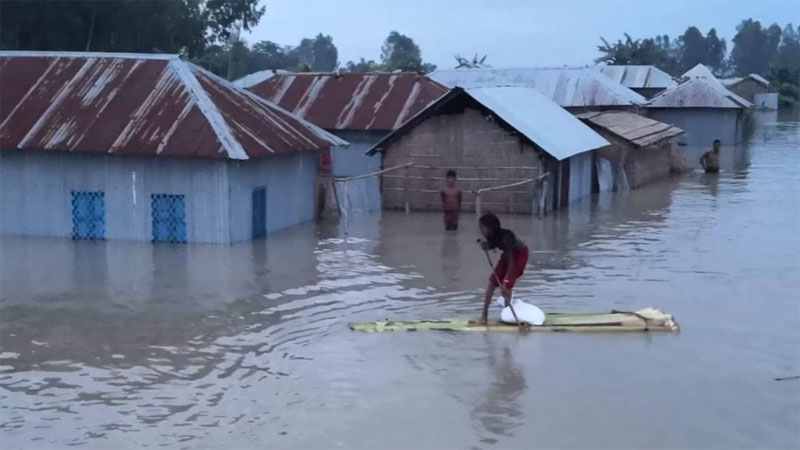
<box><xmin>244</xmin><ymin>0</ymin><xmax>800</xmax><ymax>69</ymax></box>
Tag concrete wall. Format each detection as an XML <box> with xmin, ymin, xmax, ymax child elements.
<box><xmin>647</xmin><ymin>108</ymin><xmax>743</xmax><ymax>160</ymax></box>
<box><xmin>381</xmin><ymin>107</ymin><xmax>545</xmax><ymax>214</ymax></box>
<box><xmin>228</xmin><ymin>151</ymin><xmax>317</xmax><ymax>242</ymax></box>
<box><xmin>0</xmin><ymin>151</ymin><xmax>230</xmax><ymax>243</ymax></box>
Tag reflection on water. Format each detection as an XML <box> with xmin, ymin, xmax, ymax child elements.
<box><xmin>471</xmin><ymin>338</ymin><xmax>527</xmax><ymax>445</ymax></box>
<box><xmin>1</xmin><ymin>119</ymin><xmax>799</xmax><ymax>449</ymax></box>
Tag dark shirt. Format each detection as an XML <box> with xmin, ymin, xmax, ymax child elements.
<box><xmin>487</xmin><ymin>228</ymin><xmax>517</xmax><ymax>252</ymax></box>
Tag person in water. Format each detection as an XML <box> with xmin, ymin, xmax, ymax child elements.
<box><xmin>699</xmin><ymin>139</ymin><xmax>721</xmax><ymax>173</ymax></box>
<box><xmin>477</xmin><ymin>212</ymin><xmax>529</xmax><ymax>324</ymax></box>
<box><xmin>440</xmin><ymin>169</ymin><xmax>462</xmax><ymax>230</ymax></box>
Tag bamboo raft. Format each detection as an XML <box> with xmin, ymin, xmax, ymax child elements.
<box><xmin>350</xmin><ymin>308</ymin><xmax>679</xmax><ymax>333</ymax></box>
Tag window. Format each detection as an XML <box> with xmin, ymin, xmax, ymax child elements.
<box><xmin>71</xmin><ymin>191</ymin><xmax>106</xmax><ymax>240</ymax></box>
<box><xmin>151</xmin><ymin>194</ymin><xmax>187</xmax><ymax>243</ymax></box>
<box><xmin>252</xmin><ymin>187</ymin><xmax>267</xmax><ymax>238</ymax></box>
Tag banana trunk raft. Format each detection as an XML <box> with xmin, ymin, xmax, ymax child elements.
<box><xmin>350</xmin><ymin>308</ymin><xmax>679</xmax><ymax>333</ymax></box>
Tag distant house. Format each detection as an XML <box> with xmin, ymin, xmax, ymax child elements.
<box><xmin>430</xmin><ymin>67</ymin><xmax>647</xmax><ymax>112</ymax></box>
<box><xmin>367</xmin><ymin>86</ymin><xmax>610</xmax><ymax>214</ymax></box>
<box><xmin>238</xmin><ymin>71</ymin><xmax>447</xmax><ymax>213</ymax></box>
<box><xmin>646</xmin><ymin>64</ymin><xmax>751</xmax><ymax>153</ymax></box>
<box><xmin>597</xmin><ymin>65</ymin><xmax>676</xmax><ymax>99</ymax></box>
<box><xmin>577</xmin><ymin>111</ymin><xmax>685</xmax><ymax>189</ymax></box>
<box><xmin>720</xmin><ymin>74</ymin><xmax>776</xmax><ymax>109</ymax></box>
<box><xmin>0</xmin><ymin>52</ymin><xmax>345</xmax><ymax>243</ymax></box>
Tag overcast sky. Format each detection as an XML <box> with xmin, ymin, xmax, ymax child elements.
<box><xmin>244</xmin><ymin>0</ymin><xmax>800</xmax><ymax>69</ymax></box>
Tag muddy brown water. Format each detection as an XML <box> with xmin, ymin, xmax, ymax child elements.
<box><xmin>1</xmin><ymin>118</ymin><xmax>798</xmax><ymax>449</ymax></box>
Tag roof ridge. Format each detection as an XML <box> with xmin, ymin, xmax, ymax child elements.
<box><xmin>169</xmin><ymin>59</ymin><xmax>249</xmax><ymax>160</ymax></box>
<box><xmin>192</xmin><ymin>63</ymin><xmax>348</xmax><ymax>147</ymax></box>
<box><xmin>0</xmin><ymin>50</ymin><xmax>179</xmax><ymax>60</ymax></box>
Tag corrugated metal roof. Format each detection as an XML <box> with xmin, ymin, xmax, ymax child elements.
<box><xmin>647</xmin><ymin>76</ymin><xmax>752</xmax><ymax>109</ymax></box>
<box><xmin>598</xmin><ymin>65</ymin><xmax>676</xmax><ymax>89</ymax></box>
<box><xmin>234</xmin><ymin>69</ymin><xmax>289</xmax><ymax>88</ymax></box>
<box><xmin>576</xmin><ymin>111</ymin><xmax>683</xmax><ymax>147</ymax></box>
<box><xmin>430</xmin><ymin>67</ymin><xmax>647</xmax><ymax>107</ymax></box>
<box><xmin>368</xmin><ymin>86</ymin><xmax>609</xmax><ymax>161</ymax></box>
<box><xmin>0</xmin><ymin>51</ymin><xmax>345</xmax><ymax>160</ymax></box>
<box><xmin>245</xmin><ymin>72</ymin><xmax>448</xmax><ymax>131</ymax></box>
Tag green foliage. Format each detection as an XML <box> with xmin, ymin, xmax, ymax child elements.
<box><xmin>730</xmin><ymin>19</ymin><xmax>782</xmax><ymax>76</ymax></box>
<box><xmin>597</xmin><ymin>26</ymin><xmax>729</xmax><ymax>75</ymax></box>
<box><xmin>0</xmin><ymin>0</ymin><xmax>262</xmax><ymax>57</ymax></box>
<box><xmin>341</xmin><ymin>31</ymin><xmax>436</xmax><ymax>73</ymax></box>
<box><xmin>767</xmin><ymin>66</ymin><xmax>800</xmax><ymax>108</ymax></box>
<box><xmin>249</xmin><ymin>41</ymin><xmax>299</xmax><ymax>72</ymax></box>
<box><xmin>379</xmin><ymin>31</ymin><xmax>436</xmax><ymax>73</ymax></box>
<box><xmin>290</xmin><ymin>34</ymin><xmax>338</xmax><ymax>71</ymax></box>
<box><xmin>344</xmin><ymin>58</ymin><xmax>383</xmax><ymax>72</ymax></box>
<box><xmin>596</xmin><ymin>33</ymin><xmax>679</xmax><ymax>74</ymax></box>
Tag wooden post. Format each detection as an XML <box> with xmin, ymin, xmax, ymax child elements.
<box><xmin>475</xmin><ymin>192</ymin><xmax>482</xmax><ymax>217</ymax></box>
<box><xmin>404</xmin><ymin>165</ymin><xmax>410</xmax><ymax>214</ymax></box>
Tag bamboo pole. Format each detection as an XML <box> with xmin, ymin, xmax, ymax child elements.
<box><xmin>404</xmin><ymin>165</ymin><xmax>410</xmax><ymax>214</ymax></box>
<box><xmin>473</xmin><ymin>173</ymin><xmax>548</xmax><ymax>195</ymax></box>
<box><xmin>333</xmin><ymin>162</ymin><xmax>413</xmax><ymax>182</ymax></box>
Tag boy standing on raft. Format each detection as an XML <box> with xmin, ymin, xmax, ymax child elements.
<box><xmin>477</xmin><ymin>212</ymin><xmax>529</xmax><ymax>324</ymax></box>
<box><xmin>440</xmin><ymin>170</ymin><xmax>462</xmax><ymax>230</ymax></box>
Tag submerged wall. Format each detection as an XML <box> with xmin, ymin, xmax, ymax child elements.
<box><xmin>0</xmin><ymin>151</ymin><xmax>230</xmax><ymax>243</ymax></box>
<box><xmin>381</xmin><ymin>107</ymin><xmax>546</xmax><ymax>213</ymax></box>
<box><xmin>647</xmin><ymin>108</ymin><xmax>743</xmax><ymax>162</ymax></box>
<box><xmin>228</xmin><ymin>152</ymin><xmax>318</xmax><ymax>242</ymax></box>
<box><xmin>1</xmin><ymin>150</ymin><xmax>319</xmax><ymax>243</ymax></box>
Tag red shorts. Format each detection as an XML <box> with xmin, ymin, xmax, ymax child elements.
<box><xmin>489</xmin><ymin>247</ymin><xmax>529</xmax><ymax>288</ymax></box>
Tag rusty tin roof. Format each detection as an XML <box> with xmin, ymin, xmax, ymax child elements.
<box><xmin>244</xmin><ymin>72</ymin><xmax>449</xmax><ymax>131</ymax></box>
<box><xmin>0</xmin><ymin>51</ymin><xmax>346</xmax><ymax>160</ymax></box>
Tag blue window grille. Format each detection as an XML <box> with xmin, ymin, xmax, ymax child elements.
<box><xmin>252</xmin><ymin>187</ymin><xmax>267</xmax><ymax>238</ymax></box>
<box><xmin>151</xmin><ymin>194</ymin><xmax>187</xmax><ymax>243</ymax></box>
<box><xmin>71</xmin><ymin>191</ymin><xmax>106</xmax><ymax>240</ymax></box>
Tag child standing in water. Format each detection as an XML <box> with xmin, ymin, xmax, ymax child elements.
<box><xmin>477</xmin><ymin>212</ymin><xmax>529</xmax><ymax>324</ymax></box>
<box><xmin>440</xmin><ymin>170</ymin><xmax>462</xmax><ymax>230</ymax></box>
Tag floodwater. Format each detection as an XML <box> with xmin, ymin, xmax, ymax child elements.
<box><xmin>1</xmin><ymin>117</ymin><xmax>799</xmax><ymax>449</ymax></box>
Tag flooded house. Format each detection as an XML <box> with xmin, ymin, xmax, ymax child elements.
<box><xmin>430</xmin><ymin>67</ymin><xmax>647</xmax><ymax>112</ymax></box>
<box><xmin>576</xmin><ymin>111</ymin><xmax>685</xmax><ymax>189</ymax></box>
<box><xmin>720</xmin><ymin>74</ymin><xmax>777</xmax><ymax>109</ymax></box>
<box><xmin>366</xmin><ymin>86</ymin><xmax>610</xmax><ymax>214</ymax></box>
<box><xmin>597</xmin><ymin>65</ymin><xmax>676</xmax><ymax>99</ymax></box>
<box><xmin>0</xmin><ymin>51</ymin><xmax>345</xmax><ymax>244</ymax></box>
<box><xmin>646</xmin><ymin>64</ymin><xmax>752</xmax><ymax>152</ymax></box>
<box><xmin>238</xmin><ymin>71</ymin><xmax>447</xmax><ymax>213</ymax></box>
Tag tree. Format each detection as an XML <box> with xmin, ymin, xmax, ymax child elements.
<box><xmin>777</xmin><ymin>24</ymin><xmax>800</xmax><ymax>71</ymax></box>
<box><xmin>0</xmin><ymin>0</ymin><xmax>263</xmax><ymax>57</ymax></box>
<box><xmin>289</xmin><ymin>34</ymin><xmax>338</xmax><ymax>71</ymax></box>
<box><xmin>730</xmin><ymin>19</ymin><xmax>782</xmax><ymax>76</ymax></box>
<box><xmin>677</xmin><ymin>27</ymin><xmax>707</xmax><ymax>72</ymax></box>
<box><xmin>249</xmin><ymin>40</ymin><xmax>298</xmax><ymax>72</ymax></box>
<box><xmin>705</xmin><ymin>29</ymin><xmax>727</xmax><ymax>73</ymax></box>
<box><xmin>767</xmin><ymin>65</ymin><xmax>800</xmax><ymax>108</ymax></box>
<box><xmin>344</xmin><ymin>58</ymin><xmax>383</xmax><ymax>72</ymax></box>
<box><xmin>596</xmin><ymin>33</ymin><xmax>678</xmax><ymax>74</ymax></box>
<box><xmin>380</xmin><ymin>31</ymin><xmax>436</xmax><ymax>73</ymax></box>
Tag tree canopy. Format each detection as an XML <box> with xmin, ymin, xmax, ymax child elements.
<box><xmin>597</xmin><ymin>26</ymin><xmax>728</xmax><ymax>75</ymax></box>
<box><xmin>0</xmin><ymin>0</ymin><xmax>264</xmax><ymax>56</ymax></box>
